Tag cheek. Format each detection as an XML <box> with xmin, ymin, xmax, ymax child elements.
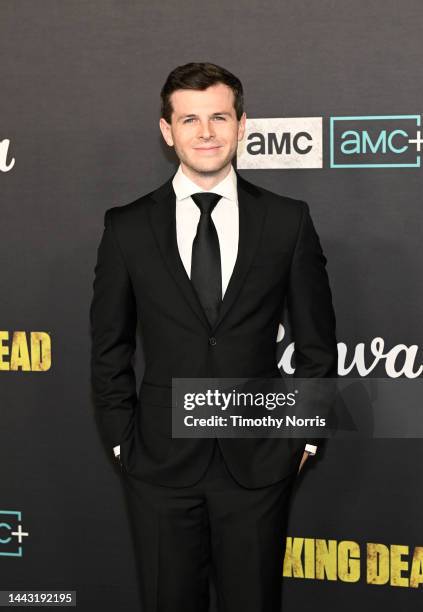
<box><xmin>173</xmin><ymin>135</ymin><xmax>190</xmax><ymax>152</ymax></box>
<box><xmin>179</xmin><ymin>132</ymin><xmax>196</xmax><ymax>148</ymax></box>
<box><xmin>222</xmin><ymin>126</ymin><xmax>239</xmax><ymax>144</ymax></box>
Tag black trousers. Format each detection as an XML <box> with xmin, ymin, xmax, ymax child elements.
<box><xmin>122</xmin><ymin>441</ymin><xmax>297</xmax><ymax>612</ymax></box>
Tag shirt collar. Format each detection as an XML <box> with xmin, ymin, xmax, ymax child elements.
<box><xmin>172</xmin><ymin>163</ymin><xmax>238</xmax><ymax>203</ymax></box>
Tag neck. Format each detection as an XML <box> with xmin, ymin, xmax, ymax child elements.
<box><xmin>180</xmin><ymin>161</ymin><xmax>232</xmax><ymax>190</ymax></box>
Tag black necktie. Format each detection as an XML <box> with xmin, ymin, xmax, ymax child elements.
<box><xmin>190</xmin><ymin>192</ymin><xmax>223</xmax><ymax>326</ymax></box>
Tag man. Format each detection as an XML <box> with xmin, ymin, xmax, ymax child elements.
<box><xmin>90</xmin><ymin>62</ymin><xmax>337</xmax><ymax>611</ymax></box>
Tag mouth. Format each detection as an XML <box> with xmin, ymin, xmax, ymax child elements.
<box><xmin>194</xmin><ymin>145</ymin><xmax>222</xmax><ymax>152</ymax></box>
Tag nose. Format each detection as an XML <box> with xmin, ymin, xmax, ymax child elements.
<box><xmin>198</xmin><ymin>119</ymin><xmax>215</xmax><ymax>140</ymax></box>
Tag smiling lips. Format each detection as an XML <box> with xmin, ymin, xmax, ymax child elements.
<box><xmin>194</xmin><ymin>145</ymin><xmax>222</xmax><ymax>152</ymax></box>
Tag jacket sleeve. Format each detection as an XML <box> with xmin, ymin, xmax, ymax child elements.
<box><xmin>89</xmin><ymin>207</ymin><xmax>137</xmax><ymax>450</ymax></box>
<box><xmin>287</xmin><ymin>201</ymin><xmax>338</xmax><ymax>447</ymax></box>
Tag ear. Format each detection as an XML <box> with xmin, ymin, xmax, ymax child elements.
<box><xmin>237</xmin><ymin>112</ymin><xmax>247</xmax><ymax>141</ymax></box>
<box><xmin>159</xmin><ymin>117</ymin><xmax>174</xmax><ymax>147</ymax></box>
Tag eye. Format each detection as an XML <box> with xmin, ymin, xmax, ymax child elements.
<box><xmin>213</xmin><ymin>116</ymin><xmax>226</xmax><ymax>120</ymax></box>
<box><xmin>183</xmin><ymin>118</ymin><xmax>196</xmax><ymax>124</ymax></box>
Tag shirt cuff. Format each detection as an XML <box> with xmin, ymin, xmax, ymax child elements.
<box><xmin>113</xmin><ymin>445</ymin><xmax>121</xmax><ymax>457</ymax></box>
<box><xmin>304</xmin><ymin>444</ymin><xmax>317</xmax><ymax>455</ymax></box>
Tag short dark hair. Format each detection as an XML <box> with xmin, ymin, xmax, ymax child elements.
<box><xmin>160</xmin><ymin>62</ymin><xmax>244</xmax><ymax>123</ymax></box>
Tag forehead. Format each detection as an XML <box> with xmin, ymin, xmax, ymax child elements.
<box><xmin>170</xmin><ymin>83</ymin><xmax>236</xmax><ymax>116</ymax></box>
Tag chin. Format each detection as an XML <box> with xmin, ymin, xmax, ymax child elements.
<box><xmin>188</xmin><ymin>161</ymin><xmax>226</xmax><ymax>175</ymax></box>
<box><xmin>197</xmin><ymin>156</ymin><xmax>233</xmax><ymax>172</ymax></box>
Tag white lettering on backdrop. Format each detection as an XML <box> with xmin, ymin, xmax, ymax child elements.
<box><xmin>0</xmin><ymin>139</ymin><xmax>15</xmax><ymax>172</ymax></box>
<box><xmin>277</xmin><ymin>325</ymin><xmax>422</xmax><ymax>379</ymax></box>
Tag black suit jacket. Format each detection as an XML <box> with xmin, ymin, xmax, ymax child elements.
<box><xmin>89</xmin><ymin>169</ymin><xmax>337</xmax><ymax>488</ymax></box>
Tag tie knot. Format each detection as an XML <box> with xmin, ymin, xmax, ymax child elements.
<box><xmin>191</xmin><ymin>192</ymin><xmax>222</xmax><ymax>214</ymax></box>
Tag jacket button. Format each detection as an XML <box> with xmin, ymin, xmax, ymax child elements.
<box><xmin>209</xmin><ymin>336</ymin><xmax>217</xmax><ymax>346</ymax></box>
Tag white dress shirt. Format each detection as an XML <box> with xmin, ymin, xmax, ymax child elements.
<box><xmin>113</xmin><ymin>164</ymin><xmax>317</xmax><ymax>458</ymax></box>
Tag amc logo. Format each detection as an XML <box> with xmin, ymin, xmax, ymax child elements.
<box><xmin>330</xmin><ymin>115</ymin><xmax>422</xmax><ymax>168</ymax></box>
<box><xmin>0</xmin><ymin>510</ymin><xmax>29</xmax><ymax>557</ymax></box>
<box><xmin>237</xmin><ymin>117</ymin><xmax>323</xmax><ymax>169</ymax></box>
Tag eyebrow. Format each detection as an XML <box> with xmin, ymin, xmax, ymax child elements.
<box><xmin>178</xmin><ymin>112</ymin><xmax>232</xmax><ymax>121</ymax></box>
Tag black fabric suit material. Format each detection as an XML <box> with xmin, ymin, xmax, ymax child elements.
<box><xmin>90</xmin><ymin>170</ymin><xmax>337</xmax><ymax>488</ymax></box>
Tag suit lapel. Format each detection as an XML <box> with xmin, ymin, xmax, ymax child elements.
<box><xmin>149</xmin><ymin>168</ymin><xmax>268</xmax><ymax>334</ymax></box>
<box><xmin>212</xmin><ymin>171</ymin><xmax>267</xmax><ymax>333</ymax></box>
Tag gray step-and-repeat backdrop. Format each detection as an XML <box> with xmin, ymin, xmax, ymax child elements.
<box><xmin>1</xmin><ymin>2</ymin><xmax>422</xmax><ymax>610</ymax></box>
